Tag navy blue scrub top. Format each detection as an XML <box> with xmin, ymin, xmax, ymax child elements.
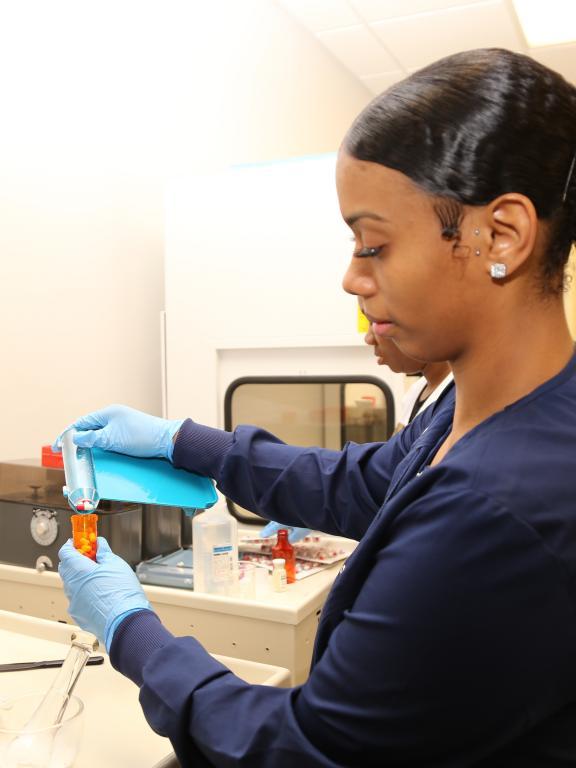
<box><xmin>112</xmin><ymin>353</ymin><xmax>576</xmax><ymax>767</ymax></box>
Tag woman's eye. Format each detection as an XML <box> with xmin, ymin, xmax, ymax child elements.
<box><xmin>353</xmin><ymin>245</ymin><xmax>384</xmax><ymax>258</ymax></box>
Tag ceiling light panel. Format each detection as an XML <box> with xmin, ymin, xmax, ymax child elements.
<box><xmin>275</xmin><ymin>0</ymin><xmax>361</xmax><ymax>32</ymax></box>
<box><xmin>371</xmin><ymin>0</ymin><xmax>524</xmax><ymax>70</ymax></box>
<box><xmin>350</xmin><ymin>0</ymin><xmax>489</xmax><ymax>23</ymax></box>
<box><xmin>317</xmin><ymin>24</ymin><xmax>399</xmax><ymax>76</ymax></box>
<box><xmin>512</xmin><ymin>0</ymin><xmax>576</xmax><ymax>47</ymax></box>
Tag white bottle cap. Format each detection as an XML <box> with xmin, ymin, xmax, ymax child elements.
<box><xmin>272</xmin><ymin>558</ymin><xmax>286</xmax><ymax>567</ymax></box>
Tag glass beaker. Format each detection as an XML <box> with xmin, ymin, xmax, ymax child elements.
<box><xmin>0</xmin><ymin>691</ymin><xmax>84</xmax><ymax>767</ymax></box>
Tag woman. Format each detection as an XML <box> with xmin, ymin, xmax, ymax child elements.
<box><xmin>363</xmin><ymin>324</ymin><xmax>452</xmax><ymax>429</ymax></box>
<box><xmin>57</xmin><ymin>49</ymin><xmax>576</xmax><ymax>766</ymax></box>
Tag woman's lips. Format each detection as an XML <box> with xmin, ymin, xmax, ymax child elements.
<box><xmin>372</xmin><ymin>321</ymin><xmax>395</xmax><ymax>336</ymax></box>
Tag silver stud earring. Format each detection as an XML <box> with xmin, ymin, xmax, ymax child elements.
<box><xmin>473</xmin><ymin>228</ymin><xmax>480</xmax><ymax>236</ymax></box>
<box><xmin>490</xmin><ymin>263</ymin><xmax>507</xmax><ymax>279</ymax></box>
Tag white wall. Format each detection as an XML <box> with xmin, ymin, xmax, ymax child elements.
<box><xmin>1</xmin><ymin>177</ymin><xmax>163</xmax><ymax>461</ymax></box>
<box><xmin>164</xmin><ymin>157</ymin><xmax>406</xmax><ymax>432</ymax></box>
<box><xmin>0</xmin><ymin>0</ymin><xmax>371</xmax><ymax>460</ymax></box>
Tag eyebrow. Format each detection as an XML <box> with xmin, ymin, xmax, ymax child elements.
<box><xmin>344</xmin><ymin>211</ymin><xmax>389</xmax><ymax>227</ymax></box>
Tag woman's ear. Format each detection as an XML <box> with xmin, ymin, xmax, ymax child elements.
<box><xmin>484</xmin><ymin>193</ymin><xmax>538</xmax><ymax>279</ymax></box>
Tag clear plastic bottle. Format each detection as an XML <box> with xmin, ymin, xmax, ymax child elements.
<box><xmin>272</xmin><ymin>558</ymin><xmax>287</xmax><ymax>592</ymax></box>
<box><xmin>192</xmin><ymin>504</ymin><xmax>238</xmax><ymax>595</ymax></box>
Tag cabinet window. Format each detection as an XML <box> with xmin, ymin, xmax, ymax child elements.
<box><xmin>224</xmin><ymin>376</ymin><xmax>394</xmax><ymax>524</ymax></box>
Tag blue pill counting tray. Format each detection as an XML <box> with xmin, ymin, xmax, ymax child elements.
<box><xmin>91</xmin><ymin>449</ymin><xmax>217</xmax><ymax>510</ymax></box>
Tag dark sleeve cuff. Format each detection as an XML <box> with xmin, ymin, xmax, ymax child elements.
<box><xmin>109</xmin><ymin>610</ymin><xmax>175</xmax><ymax>686</ymax></box>
<box><xmin>172</xmin><ymin>418</ymin><xmax>234</xmax><ymax>479</ymax></box>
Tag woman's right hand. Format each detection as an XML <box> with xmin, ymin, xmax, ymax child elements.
<box><xmin>53</xmin><ymin>405</ymin><xmax>184</xmax><ymax>461</ymax></box>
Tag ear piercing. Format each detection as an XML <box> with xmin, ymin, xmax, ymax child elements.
<box><xmin>474</xmin><ymin>228</ymin><xmax>507</xmax><ymax>278</ymax></box>
<box><xmin>490</xmin><ymin>263</ymin><xmax>507</xmax><ymax>279</ymax></box>
<box><xmin>473</xmin><ymin>228</ymin><xmax>481</xmax><ymax>255</ymax></box>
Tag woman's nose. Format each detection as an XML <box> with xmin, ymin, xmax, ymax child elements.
<box><xmin>342</xmin><ymin>260</ymin><xmax>376</xmax><ymax>298</ymax></box>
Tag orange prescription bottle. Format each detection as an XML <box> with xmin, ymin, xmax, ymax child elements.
<box><xmin>71</xmin><ymin>514</ymin><xmax>98</xmax><ymax>560</ymax></box>
<box><xmin>271</xmin><ymin>529</ymin><xmax>296</xmax><ymax>583</ymax></box>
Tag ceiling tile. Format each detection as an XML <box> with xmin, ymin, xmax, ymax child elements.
<box><xmin>371</xmin><ymin>0</ymin><xmax>525</xmax><ymax>70</ymax></box>
<box><xmin>350</xmin><ymin>0</ymin><xmax>488</xmax><ymax>23</ymax></box>
<box><xmin>530</xmin><ymin>43</ymin><xmax>576</xmax><ymax>85</ymax></box>
<box><xmin>360</xmin><ymin>70</ymin><xmax>406</xmax><ymax>95</ymax></box>
<box><xmin>275</xmin><ymin>0</ymin><xmax>361</xmax><ymax>32</ymax></box>
<box><xmin>317</xmin><ymin>24</ymin><xmax>399</xmax><ymax>76</ymax></box>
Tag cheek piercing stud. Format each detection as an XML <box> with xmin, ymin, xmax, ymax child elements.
<box><xmin>490</xmin><ymin>263</ymin><xmax>507</xmax><ymax>279</ymax></box>
<box><xmin>473</xmin><ymin>228</ymin><xmax>480</xmax><ymax>236</ymax></box>
<box><xmin>474</xmin><ymin>249</ymin><xmax>481</xmax><ymax>256</ymax></box>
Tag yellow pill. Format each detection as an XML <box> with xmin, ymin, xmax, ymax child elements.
<box><xmin>88</xmin><ymin>532</ymin><xmax>97</xmax><ymax>543</ymax></box>
<box><xmin>81</xmin><ymin>544</ymin><xmax>92</xmax><ymax>553</ymax></box>
<box><xmin>79</xmin><ymin>536</ymin><xmax>90</xmax><ymax>546</ymax></box>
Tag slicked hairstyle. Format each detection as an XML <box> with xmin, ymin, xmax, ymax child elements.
<box><xmin>344</xmin><ymin>48</ymin><xmax>576</xmax><ymax>293</ymax></box>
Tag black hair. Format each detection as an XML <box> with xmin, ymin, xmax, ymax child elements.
<box><xmin>344</xmin><ymin>48</ymin><xmax>576</xmax><ymax>293</ymax></box>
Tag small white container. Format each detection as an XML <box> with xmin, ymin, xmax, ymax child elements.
<box><xmin>271</xmin><ymin>558</ymin><xmax>287</xmax><ymax>592</ymax></box>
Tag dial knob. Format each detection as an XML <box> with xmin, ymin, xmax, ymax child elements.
<box><xmin>30</xmin><ymin>509</ymin><xmax>59</xmax><ymax>546</ymax></box>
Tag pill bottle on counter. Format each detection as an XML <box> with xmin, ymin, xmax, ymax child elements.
<box><xmin>192</xmin><ymin>504</ymin><xmax>238</xmax><ymax>595</ymax></box>
<box><xmin>272</xmin><ymin>528</ymin><xmax>296</xmax><ymax>583</ymax></box>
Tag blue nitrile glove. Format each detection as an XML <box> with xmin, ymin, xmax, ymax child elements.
<box><xmin>52</xmin><ymin>404</ymin><xmax>184</xmax><ymax>461</ymax></box>
<box><xmin>58</xmin><ymin>537</ymin><xmax>153</xmax><ymax>652</ymax></box>
<box><xmin>260</xmin><ymin>520</ymin><xmax>311</xmax><ymax>543</ymax></box>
